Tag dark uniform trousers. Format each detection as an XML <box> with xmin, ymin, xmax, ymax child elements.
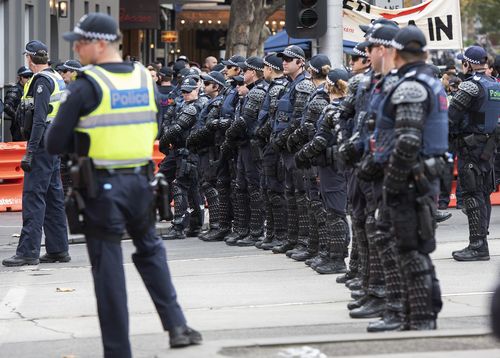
<box><xmin>17</xmin><ymin>145</ymin><xmax>68</xmax><ymax>258</ymax></box>
<box><xmin>386</xmin><ymin>184</ymin><xmax>443</xmax><ymax>326</ymax></box>
<box><xmin>83</xmin><ymin>172</ymin><xmax>186</xmax><ymax>358</ymax></box>
<box><xmin>349</xmin><ymin>172</ymin><xmax>385</xmax><ymax>297</ymax></box>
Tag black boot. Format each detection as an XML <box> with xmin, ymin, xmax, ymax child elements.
<box><xmin>203</xmin><ymin>228</ymin><xmax>230</xmax><ymax>242</ymax></box>
<box><xmin>452</xmin><ymin>238</ymin><xmax>490</xmax><ymax>261</ymax></box>
<box><xmin>351</xmin><ymin>289</ymin><xmax>366</xmax><ymax>301</ymax></box>
<box><xmin>162</xmin><ymin>226</ymin><xmax>186</xmax><ymax>240</ymax></box>
<box><xmin>226</xmin><ymin>189</ymin><xmax>249</xmax><ymax>246</ymax></box>
<box><xmin>291</xmin><ymin>249</ymin><xmax>315</xmax><ymax>261</ymax></box>
<box><xmin>349</xmin><ymin>296</ymin><xmax>385</xmax><ymax>319</ymax></box>
<box><xmin>248</xmin><ymin>187</ymin><xmax>265</xmax><ymax>240</ymax></box>
<box><xmin>199</xmin><ymin>182</ymin><xmax>220</xmax><ymax>241</ymax></box>
<box><xmin>310</xmin><ymin>207</ymin><xmax>330</xmax><ymax>269</ymax></box>
<box><xmin>260</xmin><ymin>190</ymin><xmax>274</xmax><ymax>249</ymax></box>
<box><xmin>315</xmin><ymin>257</ymin><xmax>346</xmax><ymax>274</ymax></box>
<box><xmin>346</xmin><ymin>277</ymin><xmax>362</xmax><ymax>291</ymax></box>
<box><xmin>347</xmin><ymin>295</ymin><xmax>368</xmax><ymax>311</ymax></box>
<box><xmin>305</xmin><ymin>255</ymin><xmax>321</xmax><ymax>267</ymax></box>
<box><xmin>289</xmin><ymin>192</ymin><xmax>309</xmax><ymax>258</ymax></box>
<box><xmin>367</xmin><ymin>309</ymin><xmax>404</xmax><ymax>332</ymax></box>
<box><xmin>286</xmin><ymin>243</ymin><xmax>307</xmax><ymax>258</ymax></box>
<box><xmin>337</xmin><ymin>271</ymin><xmax>357</xmax><ymax>284</ymax></box>
<box><xmin>264</xmin><ymin>191</ymin><xmax>287</xmax><ymax>251</ymax></box>
<box><xmin>435</xmin><ymin>210</ymin><xmax>452</xmax><ymax>223</ymax></box>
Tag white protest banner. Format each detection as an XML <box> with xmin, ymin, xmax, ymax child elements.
<box><xmin>342</xmin><ymin>0</ymin><xmax>463</xmax><ymax>50</ymax></box>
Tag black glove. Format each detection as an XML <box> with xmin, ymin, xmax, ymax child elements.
<box><xmin>287</xmin><ymin>131</ymin><xmax>301</xmax><ymax>153</ymax></box>
<box><xmin>357</xmin><ymin>153</ymin><xmax>383</xmax><ymax>182</ymax></box>
<box><xmin>295</xmin><ymin>150</ymin><xmax>311</xmax><ymax>169</ymax></box>
<box><xmin>206</xmin><ymin>118</ymin><xmax>219</xmax><ymax>131</ymax></box>
<box><xmin>21</xmin><ymin>151</ymin><xmax>34</xmax><ymax>172</ymax></box>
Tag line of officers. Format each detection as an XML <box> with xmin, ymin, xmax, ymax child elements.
<box><xmin>157</xmin><ymin>21</ymin><xmax>500</xmax><ymax>333</ymax></box>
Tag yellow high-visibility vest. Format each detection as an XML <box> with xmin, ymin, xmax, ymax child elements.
<box><xmin>75</xmin><ymin>63</ymin><xmax>158</xmax><ymax>169</ymax></box>
<box><xmin>22</xmin><ymin>69</ymin><xmax>66</xmax><ymax>121</ymax></box>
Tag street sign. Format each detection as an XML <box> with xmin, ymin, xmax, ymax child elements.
<box><xmin>373</xmin><ymin>0</ymin><xmax>404</xmax><ymax>9</ymax></box>
<box><xmin>161</xmin><ymin>30</ymin><xmax>178</xmax><ymax>43</ymax></box>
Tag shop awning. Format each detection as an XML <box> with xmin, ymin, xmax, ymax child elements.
<box><xmin>264</xmin><ymin>30</ymin><xmax>358</xmax><ymax>54</ymax></box>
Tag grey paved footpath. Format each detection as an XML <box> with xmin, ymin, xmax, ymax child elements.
<box><xmin>0</xmin><ymin>207</ymin><xmax>500</xmax><ymax>357</ymax></box>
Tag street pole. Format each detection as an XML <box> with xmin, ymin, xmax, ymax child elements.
<box><xmin>318</xmin><ymin>1</ymin><xmax>343</xmax><ymax>68</ymax></box>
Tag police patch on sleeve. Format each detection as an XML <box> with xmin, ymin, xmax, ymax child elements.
<box><xmin>37</xmin><ymin>85</ymin><xmax>43</xmax><ymax>94</ymax></box>
<box><xmin>60</xmin><ymin>89</ymin><xmax>70</xmax><ymax>104</ymax></box>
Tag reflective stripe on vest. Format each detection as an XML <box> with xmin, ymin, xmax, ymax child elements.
<box><xmin>76</xmin><ymin>63</ymin><xmax>158</xmax><ymax>169</ymax></box>
<box><xmin>22</xmin><ymin>70</ymin><xmax>66</xmax><ymax>122</ymax></box>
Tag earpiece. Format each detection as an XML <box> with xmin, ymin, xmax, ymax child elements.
<box><xmin>296</xmin><ymin>59</ymin><xmax>300</xmax><ymax>65</ymax></box>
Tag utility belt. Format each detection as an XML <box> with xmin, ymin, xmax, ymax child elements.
<box><xmin>410</xmin><ymin>155</ymin><xmax>447</xmax><ymax>196</ymax></box>
<box><xmin>459</xmin><ymin>132</ymin><xmax>497</xmax><ymax>162</ymax></box>
<box><xmin>65</xmin><ymin>157</ymin><xmax>169</xmax><ymax>234</ymax></box>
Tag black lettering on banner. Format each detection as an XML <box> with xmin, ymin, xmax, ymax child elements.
<box><xmin>356</xmin><ymin>0</ymin><xmax>371</xmax><ymax>13</ymax></box>
<box><xmin>435</xmin><ymin>15</ymin><xmax>453</xmax><ymax>40</ymax></box>
<box><xmin>343</xmin><ymin>0</ymin><xmax>354</xmax><ymax>11</ymax></box>
<box><xmin>428</xmin><ymin>15</ymin><xmax>453</xmax><ymax>42</ymax></box>
<box><xmin>408</xmin><ymin>19</ymin><xmax>416</xmax><ymax>26</ymax></box>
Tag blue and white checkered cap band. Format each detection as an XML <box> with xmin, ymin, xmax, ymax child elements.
<box><xmin>282</xmin><ymin>48</ymin><xmax>305</xmax><ymax>62</ymax></box>
<box><xmin>263</xmin><ymin>59</ymin><xmax>280</xmax><ymax>71</ymax></box>
<box><xmin>463</xmin><ymin>54</ymin><xmax>481</xmax><ymax>65</ymax></box>
<box><xmin>369</xmin><ymin>35</ymin><xmax>393</xmax><ymax>47</ymax></box>
<box><xmin>244</xmin><ymin>61</ymin><xmax>263</xmax><ymax>71</ymax></box>
<box><xmin>353</xmin><ymin>47</ymin><xmax>368</xmax><ymax>57</ymax></box>
<box><xmin>204</xmin><ymin>74</ymin><xmax>225</xmax><ymax>86</ymax></box>
<box><xmin>73</xmin><ymin>25</ymin><xmax>118</xmax><ymax>41</ymax></box>
<box><xmin>391</xmin><ymin>39</ymin><xmax>427</xmax><ymax>52</ymax></box>
<box><xmin>63</xmin><ymin>61</ymin><xmax>81</xmax><ymax>71</ymax></box>
<box><xmin>227</xmin><ymin>59</ymin><xmax>239</xmax><ymax>66</ymax></box>
<box><xmin>309</xmin><ymin>63</ymin><xmax>320</xmax><ymax>73</ymax></box>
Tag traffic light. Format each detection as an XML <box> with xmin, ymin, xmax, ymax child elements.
<box><xmin>285</xmin><ymin>0</ymin><xmax>327</xmax><ymax>39</ymax></box>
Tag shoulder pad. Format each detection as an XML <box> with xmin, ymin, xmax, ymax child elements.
<box><xmin>391</xmin><ymin>80</ymin><xmax>428</xmax><ymax>105</ymax></box>
<box><xmin>457</xmin><ymin>80</ymin><xmax>480</xmax><ymax>97</ymax></box>
<box><xmin>308</xmin><ymin>97</ymin><xmax>329</xmax><ymax>113</ymax></box>
<box><xmin>382</xmin><ymin>74</ymin><xmax>400</xmax><ymax>93</ymax></box>
<box><xmin>248</xmin><ymin>87</ymin><xmax>267</xmax><ymax>101</ymax></box>
<box><xmin>211</xmin><ymin>98</ymin><xmax>222</xmax><ymax>107</ymax></box>
<box><xmin>348</xmin><ymin>73</ymin><xmax>363</xmax><ymax>94</ymax></box>
<box><xmin>296</xmin><ymin>79</ymin><xmax>316</xmax><ymax>94</ymax></box>
<box><xmin>269</xmin><ymin>83</ymin><xmax>285</xmax><ymax>97</ymax></box>
<box><xmin>182</xmin><ymin>103</ymin><xmax>198</xmax><ymax>116</ymax></box>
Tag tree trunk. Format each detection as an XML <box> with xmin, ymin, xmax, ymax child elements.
<box><xmin>226</xmin><ymin>0</ymin><xmax>285</xmax><ymax>57</ymax></box>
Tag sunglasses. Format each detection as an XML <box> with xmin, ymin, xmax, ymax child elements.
<box><xmin>203</xmin><ymin>81</ymin><xmax>213</xmax><ymax>87</ymax></box>
<box><xmin>226</xmin><ymin>65</ymin><xmax>235</xmax><ymax>70</ymax></box>
<box><xmin>282</xmin><ymin>56</ymin><xmax>295</xmax><ymax>63</ymax></box>
<box><xmin>181</xmin><ymin>90</ymin><xmax>192</xmax><ymax>94</ymax></box>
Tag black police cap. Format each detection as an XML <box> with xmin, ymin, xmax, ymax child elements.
<box><xmin>159</xmin><ymin>67</ymin><xmax>174</xmax><ymax>77</ymax></box>
<box><xmin>201</xmin><ymin>71</ymin><xmax>226</xmax><ymax>87</ymax></box>
<box><xmin>326</xmin><ymin>68</ymin><xmax>349</xmax><ymax>85</ymax></box>
<box><xmin>352</xmin><ymin>41</ymin><xmax>369</xmax><ymax>57</ymax></box>
<box><xmin>212</xmin><ymin>63</ymin><xmax>225</xmax><ymax>72</ymax></box>
<box><xmin>277</xmin><ymin>45</ymin><xmax>306</xmax><ymax>62</ymax></box>
<box><xmin>360</xmin><ymin>18</ymin><xmax>399</xmax><ymax>35</ymax></box>
<box><xmin>263</xmin><ymin>54</ymin><xmax>283</xmax><ymax>71</ymax></box>
<box><xmin>457</xmin><ymin>46</ymin><xmax>488</xmax><ymax>65</ymax></box>
<box><xmin>308</xmin><ymin>54</ymin><xmax>331</xmax><ymax>74</ymax></box>
<box><xmin>237</xmin><ymin>56</ymin><xmax>264</xmax><ymax>72</ymax></box>
<box><xmin>24</xmin><ymin>40</ymin><xmax>48</xmax><ymax>56</ymax></box>
<box><xmin>63</xmin><ymin>13</ymin><xmax>119</xmax><ymax>42</ymax></box>
<box><xmin>17</xmin><ymin>66</ymin><xmax>33</xmax><ymax>76</ymax></box>
<box><xmin>180</xmin><ymin>78</ymin><xmax>198</xmax><ymax>92</ymax></box>
<box><xmin>62</xmin><ymin>59</ymin><xmax>83</xmax><ymax>71</ymax></box>
<box><xmin>391</xmin><ymin>25</ymin><xmax>427</xmax><ymax>53</ymax></box>
<box><xmin>368</xmin><ymin>25</ymin><xmax>399</xmax><ymax>47</ymax></box>
<box><xmin>222</xmin><ymin>55</ymin><xmax>246</xmax><ymax>67</ymax></box>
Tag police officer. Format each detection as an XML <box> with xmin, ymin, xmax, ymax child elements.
<box><xmin>45</xmin><ymin>13</ymin><xmax>201</xmax><ymax>357</ymax></box>
<box><xmin>377</xmin><ymin>26</ymin><xmax>445</xmax><ymax>330</ymax></box>
<box><xmin>187</xmin><ymin>70</ymin><xmax>228</xmax><ymax>241</ymax></box>
<box><xmin>450</xmin><ymin>46</ymin><xmax>500</xmax><ymax>261</ymax></box>
<box><xmin>295</xmin><ymin>68</ymin><xmax>350</xmax><ymax>274</ymax></box>
<box><xmin>255</xmin><ymin>54</ymin><xmax>288</xmax><ymax>250</ymax></box>
<box><xmin>286</xmin><ymin>54</ymin><xmax>332</xmax><ymax>261</ymax></box>
<box><xmin>2</xmin><ymin>41</ymin><xmax>69</xmax><ymax>267</ymax></box>
<box><xmin>223</xmin><ymin>57</ymin><xmax>269</xmax><ymax>246</ymax></box>
<box><xmin>217</xmin><ymin>55</ymin><xmax>246</xmax><ymax>243</ymax></box>
<box><xmin>4</xmin><ymin>66</ymin><xmax>33</xmax><ymax>141</ymax></box>
<box><xmin>357</xmin><ymin>24</ymin><xmax>404</xmax><ymax>331</ymax></box>
<box><xmin>271</xmin><ymin>45</ymin><xmax>316</xmax><ymax>254</ymax></box>
<box><xmin>161</xmin><ymin>77</ymin><xmax>205</xmax><ymax>240</ymax></box>
<box><xmin>60</xmin><ymin>59</ymin><xmax>82</xmax><ymax>85</ymax></box>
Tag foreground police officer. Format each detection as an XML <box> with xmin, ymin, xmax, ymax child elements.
<box><xmin>45</xmin><ymin>13</ymin><xmax>201</xmax><ymax>357</ymax></box>
<box><xmin>2</xmin><ymin>41</ymin><xmax>69</xmax><ymax>267</ymax></box>
<box><xmin>377</xmin><ymin>26</ymin><xmax>445</xmax><ymax>330</ymax></box>
<box><xmin>450</xmin><ymin>46</ymin><xmax>500</xmax><ymax>261</ymax></box>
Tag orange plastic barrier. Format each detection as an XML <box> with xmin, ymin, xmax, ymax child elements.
<box><xmin>0</xmin><ymin>142</ymin><xmax>26</xmax><ymax>212</ymax></box>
